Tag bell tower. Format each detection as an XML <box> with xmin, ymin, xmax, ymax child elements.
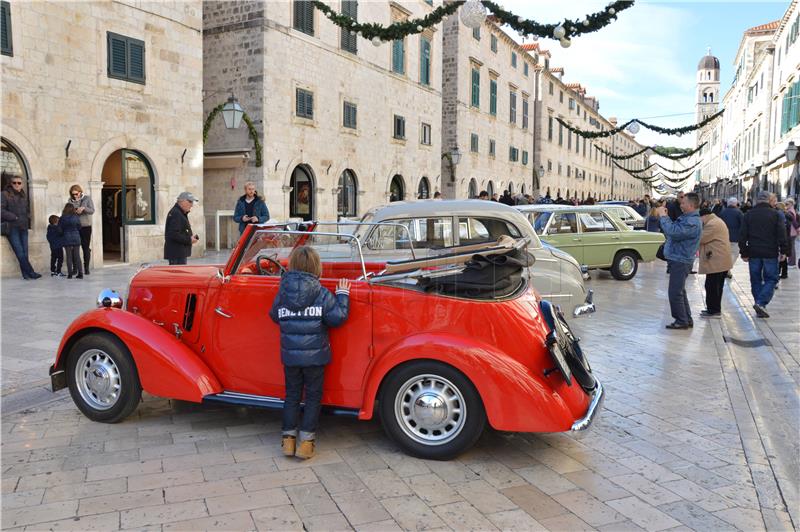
<box><xmin>696</xmin><ymin>47</ymin><xmax>720</xmax><ymax>123</ymax></box>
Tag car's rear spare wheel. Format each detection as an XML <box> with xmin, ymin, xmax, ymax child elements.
<box><xmin>380</xmin><ymin>361</ymin><xmax>485</xmax><ymax>460</ymax></box>
<box><xmin>66</xmin><ymin>332</ymin><xmax>142</xmax><ymax>423</ymax></box>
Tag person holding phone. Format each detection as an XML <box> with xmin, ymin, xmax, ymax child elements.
<box><xmin>233</xmin><ymin>181</ymin><xmax>269</xmax><ymax>234</ymax></box>
<box><xmin>164</xmin><ymin>191</ymin><xmax>199</xmax><ymax>265</ymax></box>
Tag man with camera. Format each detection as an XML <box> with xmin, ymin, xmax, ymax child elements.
<box><xmin>164</xmin><ymin>191</ymin><xmax>200</xmax><ymax>266</ymax></box>
<box><xmin>656</xmin><ymin>192</ymin><xmax>702</xmax><ymax>330</ymax></box>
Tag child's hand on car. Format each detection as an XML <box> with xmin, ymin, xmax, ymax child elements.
<box><xmin>337</xmin><ymin>279</ymin><xmax>351</xmax><ymax>292</ymax></box>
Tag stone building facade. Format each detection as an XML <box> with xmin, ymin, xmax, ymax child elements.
<box><xmin>439</xmin><ymin>15</ymin><xmax>536</xmax><ymax>200</ymax></box>
<box><xmin>531</xmin><ymin>57</ymin><xmax>649</xmax><ymax>202</ymax></box>
<box><xmin>203</xmin><ymin>0</ymin><xmax>442</xmax><ymax>236</ymax></box>
<box><xmin>1</xmin><ymin>0</ymin><xmax>204</xmax><ymax>276</ymax></box>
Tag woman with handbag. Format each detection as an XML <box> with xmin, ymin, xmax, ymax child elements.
<box><xmin>1</xmin><ymin>176</ymin><xmax>41</xmax><ymax>280</ymax></box>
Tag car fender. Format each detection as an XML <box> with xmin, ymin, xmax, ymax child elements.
<box><xmin>359</xmin><ymin>332</ymin><xmax>586</xmax><ymax>433</ymax></box>
<box><xmin>54</xmin><ymin>308</ymin><xmax>222</xmax><ymax>402</ymax></box>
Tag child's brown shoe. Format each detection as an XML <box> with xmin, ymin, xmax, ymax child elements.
<box><xmin>281</xmin><ymin>435</ymin><xmax>296</xmax><ymax>457</ymax></box>
<box><xmin>296</xmin><ymin>439</ymin><xmax>315</xmax><ymax>460</ymax></box>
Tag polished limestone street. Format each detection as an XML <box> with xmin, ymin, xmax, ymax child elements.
<box><xmin>1</xmin><ymin>255</ymin><xmax>797</xmax><ymax>531</ymax></box>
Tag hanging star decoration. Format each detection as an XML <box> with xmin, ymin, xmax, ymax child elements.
<box><xmin>310</xmin><ymin>0</ymin><xmax>633</xmax><ymax>43</ymax></box>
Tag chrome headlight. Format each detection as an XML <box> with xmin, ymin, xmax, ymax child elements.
<box><xmin>97</xmin><ymin>289</ymin><xmax>123</xmax><ymax>309</ymax></box>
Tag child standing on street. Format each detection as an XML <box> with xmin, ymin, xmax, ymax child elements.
<box><xmin>269</xmin><ymin>246</ymin><xmax>350</xmax><ymax>459</ymax></box>
<box><xmin>59</xmin><ymin>203</ymin><xmax>83</xmax><ymax>279</ymax></box>
<box><xmin>46</xmin><ymin>215</ymin><xmax>64</xmax><ymax>277</ymax></box>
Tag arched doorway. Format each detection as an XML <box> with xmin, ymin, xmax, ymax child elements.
<box><xmin>290</xmin><ymin>165</ymin><xmax>314</xmax><ymax>221</ymax></box>
<box><xmin>101</xmin><ymin>149</ymin><xmax>156</xmax><ymax>262</ymax></box>
<box><xmin>1</xmin><ymin>138</ymin><xmax>31</xmax><ymax>225</ymax></box>
<box><xmin>337</xmin><ymin>169</ymin><xmax>357</xmax><ymax>218</ymax></box>
<box><xmin>486</xmin><ymin>180</ymin><xmax>495</xmax><ymax>198</ymax></box>
<box><xmin>389</xmin><ymin>175</ymin><xmax>405</xmax><ymax>202</ymax></box>
<box><xmin>521</xmin><ymin>183</ymin><xmax>526</xmax><ymax>195</ymax></box>
<box><xmin>417</xmin><ymin>177</ymin><xmax>430</xmax><ymax>199</ymax></box>
<box><xmin>508</xmin><ymin>182</ymin><xmax>514</xmax><ymax>194</ymax></box>
<box><xmin>468</xmin><ymin>178</ymin><xmax>478</xmax><ymax>199</ymax></box>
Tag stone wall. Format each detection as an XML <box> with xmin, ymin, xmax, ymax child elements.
<box><xmin>1</xmin><ymin>0</ymin><xmax>204</xmax><ymax>276</ymax></box>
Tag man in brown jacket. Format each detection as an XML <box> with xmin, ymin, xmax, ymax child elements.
<box><xmin>698</xmin><ymin>208</ymin><xmax>733</xmax><ymax>317</ymax></box>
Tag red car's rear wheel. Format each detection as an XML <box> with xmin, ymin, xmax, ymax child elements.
<box><xmin>66</xmin><ymin>332</ymin><xmax>141</xmax><ymax>423</ymax></box>
<box><xmin>380</xmin><ymin>361</ymin><xmax>485</xmax><ymax>460</ymax></box>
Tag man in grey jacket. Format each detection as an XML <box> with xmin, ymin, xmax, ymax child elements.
<box><xmin>68</xmin><ymin>184</ymin><xmax>95</xmax><ymax>274</ymax></box>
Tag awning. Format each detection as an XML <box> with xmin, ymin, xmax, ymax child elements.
<box><xmin>204</xmin><ymin>148</ymin><xmax>251</xmax><ymax>169</ymax></box>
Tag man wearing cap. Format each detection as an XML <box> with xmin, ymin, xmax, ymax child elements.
<box><xmin>164</xmin><ymin>192</ymin><xmax>199</xmax><ymax>265</ymax></box>
<box><xmin>739</xmin><ymin>191</ymin><xmax>789</xmax><ymax>318</ymax></box>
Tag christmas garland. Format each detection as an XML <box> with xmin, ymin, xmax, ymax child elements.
<box><xmin>310</xmin><ymin>0</ymin><xmax>633</xmax><ymax>43</ymax></box>
<box><xmin>613</xmin><ymin>160</ymin><xmax>701</xmax><ymax>180</ymax></box>
<box><xmin>203</xmin><ymin>103</ymin><xmax>263</xmax><ymax>167</ymax></box>
<box><xmin>594</xmin><ymin>142</ymin><xmax>706</xmax><ymax>161</ymax></box>
<box><xmin>557</xmin><ymin>109</ymin><xmax>724</xmax><ymax>140</ymax></box>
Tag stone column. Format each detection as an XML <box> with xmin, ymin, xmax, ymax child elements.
<box><xmin>88</xmin><ymin>179</ymin><xmax>103</xmax><ymax>269</ymax></box>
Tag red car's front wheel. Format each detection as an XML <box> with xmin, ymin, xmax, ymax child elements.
<box><xmin>66</xmin><ymin>332</ymin><xmax>142</xmax><ymax>423</ymax></box>
<box><xmin>380</xmin><ymin>361</ymin><xmax>486</xmax><ymax>460</ymax></box>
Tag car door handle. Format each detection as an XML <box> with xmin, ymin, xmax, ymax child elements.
<box><xmin>215</xmin><ymin>307</ymin><xmax>233</xmax><ymax>318</ymax></box>
<box><xmin>611</xmin><ymin>236</ymin><xmax>620</xmax><ymax>240</ymax></box>
<box><xmin>572</xmin><ymin>238</ymin><xmax>581</xmax><ymax>241</ymax></box>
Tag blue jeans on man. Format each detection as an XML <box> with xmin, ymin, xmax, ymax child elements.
<box><xmin>748</xmin><ymin>258</ymin><xmax>779</xmax><ymax>307</ymax></box>
<box><xmin>667</xmin><ymin>260</ymin><xmax>693</xmax><ymax>326</ymax></box>
<box><xmin>6</xmin><ymin>227</ymin><xmax>36</xmax><ymax>278</ymax></box>
<box><xmin>282</xmin><ymin>365</ymin><xmax>325</xmax><ymax>442</ymax></box>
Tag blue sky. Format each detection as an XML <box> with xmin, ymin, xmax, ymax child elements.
<box><xmin>505</xmin><ymin>1</ymin><xmax>788</xmax><ymax>148</ymax></box>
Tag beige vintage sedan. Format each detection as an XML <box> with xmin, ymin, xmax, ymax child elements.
<box><xmin>353</xmin><ymin>200</ymin><xmax>595</xmax><ymax>317</ymax></box>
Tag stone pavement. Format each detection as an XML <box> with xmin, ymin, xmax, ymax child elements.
<box><xmin>1</xmin><ymin>254</ymin><xmax>798</xmax><ymax>531</ymax></box>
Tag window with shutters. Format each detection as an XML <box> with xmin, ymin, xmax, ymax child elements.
<box><xmin>489</xmin><ymin>79</ymin><xmax>497</xmax><ymax>115</ymax></box>
<box><xmin>558</xmin><ymin>122</ymin><xmax>563</xmax><ymax>146</ymax></box>
<box><xmin>293</xmin><ymin>0</ymin><xmax>314</xmax><ymax>36</ymax></box>
<box><xmin>107</xmin><ymin>32</ymin><xmax>145</xmax><ymax>84</ymax></box>
<box><xmin>490</xmin><ymin>34</ymin><xmax>497</xmax><ymax>53</ymax></box>
<box><xmin>420</xmin><ymin>36</ymin><xmax>431</xmax><ymax>86</ymax></box>
<box><xmin>296</xmin><ymin>88</ymin><xmax>314</xmax><ymax>119</ymax></box>
<box><xmin>343</xmin><ymin>101</ymin><xmax>357</xmax><ymax>129</ymax></box>
<box><xmin>473</xmin><ymin>27</ymin><xmax>480</xmax><ymax>40</ymax></box>
<box><xmin>549</xmin><ymin>81</ymin><xmax>554</xmax><ymax>95</ymax></box>
<box><xmin>392</xmin><ymin>39</ymin><xmax>405</xmax><ymax>74</ymax></box>
<box><xmin>420</xmin><ymin>122</ymin><xmax>432</xmax><ymax>145</ymax></box>
<box><xmin>340</xmin><ymin>0</ymin><xmax>357</xmax><ymax>54</ymax></box>
<box><xmin>471</xmin><ymin>68</ymin><xmax>480</xmax><ymax>108</ymax></box>
<box><xmin>509</xmin><ymin>91</ymin><xmax>516</xmax><ymax>124</ymax></box>
<box><xmin>522</xmin><ymin>98</ymin><xmax>529</xmax><ymax>129</ymax></box>
<box><xmin>470</xmin><ymin>133</ymin><xmax>479</xmax><ymax>153</ymax></box>
<box><xmin>489</xmin><ymin>139</ymin><xmax>496</xmax><ymax>157</ymax></box>
<box><xmin>522</xmin><ymin>151</ymin><xmax>528</xmax><ymax>165</ymax></box>
<box><xmin>568</xmin><ymin>130</ymin><xmax>572</xmax><ymax>150</ymax></box>
<box><xmin>393</xmin><ymin>115</ymin><xmax>406</xmax><ymax>140</ymax></box>
<box><xmin>548</xmin><ymin>116</ymin><xmax>553</xmax><ymax>141</ymax></box>
<box><xmin>511</xmin><ymin>51</ymin><xmax>517</xmax><ymax>68</ymax></box>
<box><xmin>524</xmin><ymin>62</ymin><xmax>528</xmax><ymax>77</ymax></box>
<box><xmin>509</xmin><ymin>146</ymin><xmax>519</xmax><ymax>162</ymax></box>
<box><xmin>1</xmin><ymin>1</ymin><xmax>12</xmax><ymax>57</ymax></box>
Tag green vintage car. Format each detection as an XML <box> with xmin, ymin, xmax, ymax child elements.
<box><xmin>515</xmin><ymin>205</ymin><xmax>665</xmax><ymax>281</ymax></box>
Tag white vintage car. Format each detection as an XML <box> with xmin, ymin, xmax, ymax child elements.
<box><xmin>352</xmin><ymin>200</ymin><xmax>595</xmax><ymax>317</ymax></box>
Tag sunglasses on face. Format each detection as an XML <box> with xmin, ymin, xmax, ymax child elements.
<box><xmin>71</xmin><ymin>192</ymin><xmax>80</xmax><ymax>196</ymax></box>
<box><xmin>11</xmin><ymin>181</ymin><xmax>22</xmax><ymax>185</ymax></box>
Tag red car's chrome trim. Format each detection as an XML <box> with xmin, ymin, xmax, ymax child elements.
<box><xmin>571</xmin><ymin>381</ymin><xmax>604</xmax><ymax>432</ymax></box>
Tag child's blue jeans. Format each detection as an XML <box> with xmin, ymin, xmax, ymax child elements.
<box><xmin>282</xmin><ymin>365</ymin><xmax>325</xmax><ymax>442</ymax></box>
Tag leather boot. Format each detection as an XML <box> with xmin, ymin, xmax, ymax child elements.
<box><xmin>281</xmin><ymin>435</ymin><xmax>296</xmax><ymax>457</ymax></box>
<box><xmin>296</xmin><ymin>439</ymin><xmax>315</xmax><ymax>460</ymax></box>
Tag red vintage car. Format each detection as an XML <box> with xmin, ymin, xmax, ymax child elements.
<box><xmin>50</xmin><ymin>225</ymin><xmax>603</xmax><ymax>459</ymax></box>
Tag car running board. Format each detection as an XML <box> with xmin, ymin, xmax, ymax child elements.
<box><xmin>203</xmin><ymin>390</ymin><xmax>359</xmax><ymax>417</ymax></box>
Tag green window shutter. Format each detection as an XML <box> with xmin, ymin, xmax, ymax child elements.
<box><xmin>294</xmin><ymin>1</ymin><xmax>314</xmax><ymax>35</ymax></box>
<box><xmin>420</xmin><ymin>37</ymin><xmax>430</xmax><ymax>85</ymax></box>
<box><xmin>297</xmin><ymin>89</ymin><xmax>313</xmax><ymax>118</ymax></box>
<box><xmin>128</xmin><ymin>38</ymin><xmax>145</xmax><ymax>83</ymax></box>
<box><xmin>108</xmin><ymin>33</ymin><xmax>128</xmax><ymax>78</ymax></box>
<box><xmin>489</xmin><ymin>80</ymin><xmax>497</xmax><ymax>115</ymax></box>
<box><xmin>490</xmin><ymin>34</ymin><xmax>497</xmax><ymax>53</ymax></box>
<box><xmin>793</xmin><ymin>83</ymin><xmax>800</xmax><ymax>129</ymax></box>
<box><xmin>471</xmin><ymin>69</ymin><xmax>480</xmax><ymax>107</ymax></box>
<box><xmin>340</xmin><ymin>0</ymin><xmax>357</xmax><ymax>53</ymax></box>
<box><xmin>392</xmin><ymin>39</ymin><xmax>404</xmax><ymax>74</ymax></box>
<box><xmin>1</xmin><ymin>1</ymin><xmax>12</xmax><ymax>57</ymax></box>
<box><xmin>306</xmin><ymin>91</ymin><xmax>313</xmax><ymax>118</ymax></box>
<box><xmin>509</xmin><ymin>92</ymin><xmax>516</xmax><ymax>124</ymax></box>
<box><xmin>522</xmin><ymin>99</ymin><xmax>528</xmax><ymax>129</ymax></box>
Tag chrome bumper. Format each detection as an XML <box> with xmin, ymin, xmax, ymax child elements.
<box><xmin>571</xmin><ymin>381</ymin><xmax>604</xmax><ymax>432</ymax></box>
<box><xmin>572</xmin><ymin>290</ymin><xmax>595</xmax><ymax>318</ymax></box>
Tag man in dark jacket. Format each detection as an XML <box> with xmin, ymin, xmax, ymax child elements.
<box><xmin>1</xmin><ymin>178</ymin><xmax>41</xmax><ymax>279</ymax></box>
<box><xmin>233</xmin><ymin>181</ymin><xmax>269</xmax><ymax>234</ymax></box>
<box><xmin>667</xmin><ymin>192</ymin><xmax>685</xmax><ymax>221</ymax></box>
<box><xmin>740</xmin><ymin>191</ymin><xmax>790</xmax><ymax>318</ymax></box>
<box><xmin>499</xmin><ymin>190</ymin><xmax>514</xmax><ymax>206</ymax></box>
<box><xmin>164</xmin><ymin>192</ymin><xmax>199</xmax><ymax>265</ymax></box>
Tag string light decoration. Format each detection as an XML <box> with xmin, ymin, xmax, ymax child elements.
<box><xmin>309</xmin><ymin>0</ymin><xmax>634</xmax><ymax>43</ymax></box>
<box><xmin>594</xmin><ymin>143</ymin><xmax>706</xmax><ymax>161</ymax></box>
<box><xmin>557</xmin><ymin>109</ymin><xmax>724</xmax><ymax>140</ymax></box>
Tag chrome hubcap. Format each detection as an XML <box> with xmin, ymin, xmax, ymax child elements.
<box><xmin>618</xmin><ymin>256</ymin><xmax>635</xmax><ymax>276</ymax></box>
<box><xmin>75</xmin><ymin>349</ymin><xmax>121</xmax><ymax>410</ymax></box>
<box><xmin>395</xmin><ymin>374</ymin><xmax>466</xmax><ymax>446</ymax></box>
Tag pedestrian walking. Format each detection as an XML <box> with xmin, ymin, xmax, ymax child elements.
<box><xmin>233</xmin><ymin>181</ymin><xmax>269</xmax><ymax>235</ymax></box>
<box><xmin>269</xmin><ymin>246</ymin><xmax>350</xmax><ymax>460</ymax></box>
<box><xmin>776</xmin><ymin>202</ymin><xmax>791</xmax><ymax>279</ymax></box>
<box><xmin>711</xmin><ymin>198</ymin><xmax>724</xmax><ymax>215</ymax></box>
<box><xmin>739</xmin><ymin>191</ymin><xmax>789</xmax><ymax>318</ymax></box>
<box><xmin>164</xmin><ymin>192</ymin><xmax>199</xmax><ymax>265</ymax></box>
<box><xmin>46</xmin><ymin>215</ymin><xmax>64</xmax><ymax>277</ymax></box>
<box><xmin>657</xmin><ymin>192</ymin><xmax>702</xmax><ymax>330</ymax></box>
<box><xmin>59</xmin><ymin>203</ymin><xmax>83</xmax><ymax>279</ymax></box>
<box><xmin>786</xmin><ymin>198</ymin><xmax>798</xmax><ymax>268</ymax></box>
<box><xmin>68</xmin><ymin>184</ymin><xmax>95</xmax><ymax>274</ymax></box>
<box><xmin>1</xmin><ymin>176</ymin><xmax>41</xmax><ymax>279</ymax></box>
<box><xmin>698</xmin><ymin>208</ymin><xmax>733</xmax><ymax>318</ymax></box>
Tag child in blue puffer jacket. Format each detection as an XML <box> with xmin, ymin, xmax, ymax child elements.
<box><xmin>270</xmin><ymin>246</ymin><xmax>350</xmax><ymax>459</ymax></box>
<box><xmin>59</xmin><ymin>203</ymin><xmax>83</xmax><ymax>279</ymax></box>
